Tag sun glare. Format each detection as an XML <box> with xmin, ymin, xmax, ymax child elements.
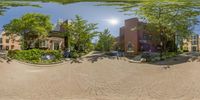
<box><xmin>108</xmin><ymin>18</ymin><xmax>119</xmax><ymax>25</ymax></box>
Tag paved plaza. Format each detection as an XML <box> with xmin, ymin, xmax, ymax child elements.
<box><xmin>0</xmin><ymin>55</ymin><xmax>200</xmax><ymax>100</ymax></box>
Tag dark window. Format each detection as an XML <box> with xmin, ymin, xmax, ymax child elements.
<box><xmin>11</xmin><ymin>45</ymin><xmax>14</xmax><ymax>49</ymax></box>
<box><xmin>54</xmin><ymin>42</ymin><xmax>59</xmax><ymax>50</ymax></box>
<box><xmin>6</xmin><ymin>39</ymin><xmax>9</xmax><ymax>43</ymax></box>
<box><xmin>0</xmin><ymin>45</ymin><xmax>2</xmax><ymax>50</ymax></box>
<box><xmin>143</xmin><ymin>34</ymin><xmax>148</xmax><ymax>40</ymax></box>
<box><xmin>192</xmin><ymin>41</ymin><xmax>197</xmax><ymax>45</ymax></box>
<box><xmin>192</xmin><ymin>36</ymin><xmax>197</xmax><ymax>39</ymax></box>
<box><xmin>0</xmin><ymin>38</ymin><xmax>2</xmax><ymax>43</ymax></box>
<box><xmin>192</xmin><ymin>46</ymin><xmax>197</xmax><ymax>51</ymax></box>
<box><xmin>143</xmin><ymin>34</ymin><xmax>152</xmax><ymax>40</ymax></box>
<box><xmin>149</xmin><ymin>34</ymin><xmax>152</xmax><ymax>40</ymax></box>
<box><xmin>6</xmin><ymin>46</ymin><xmax>9</xmax><ymax>50</ymax></box>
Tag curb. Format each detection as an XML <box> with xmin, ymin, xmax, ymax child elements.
<box><xmin>14</xmin><ymin>60</ymin><xmax>68</xmax><ymax>67</ymax></box>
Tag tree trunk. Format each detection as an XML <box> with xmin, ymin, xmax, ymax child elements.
<box><xmin>64</xmin><ymin>36</ymin><xmax>69</xmax><ymax>50</ymax></box>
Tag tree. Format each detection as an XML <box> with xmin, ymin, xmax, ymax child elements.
<box><xmin>59</xmin><ymin>20</ymin><xmax>73</xmax><ymax>51</ymax></box>
<box><xmin>102</xmin><ymin>0</ymin><xmax>200</xmax><ymax>58</ymax></box>
<box><xmin>96</xmin><ymin>29</ymin><xmax>115</xmax><ymax>52</ymax></box>
<box><xmin>3</xmin><ymin>13</ymin><xmax>53</xmax><ymax>49</ymax></box>
<box><xmin>61</xmin><ymin>15</ymin><xmax>98</xmax><ymax>53</ymax></box>
<box><xmin>136</xmin><ymin>1</ymin><xmax>200</xmax><ymax>58</ymax></box>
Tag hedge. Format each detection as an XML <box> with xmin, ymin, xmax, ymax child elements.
<box><xmin>8</xmin><ymin>49</ymin><xmax>62</xmax><ymax>64</ymax></box>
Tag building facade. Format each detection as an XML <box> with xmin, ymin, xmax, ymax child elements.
<box><xmin>0</xmin><ymin>31</ymin><xmax>21</xmax><ymax>50</ymax></box>
<box><xmin>119</xmin><ymin>18</ymin><xmax>160</xmax><ymax>55</ymax></box>
<box><xmin>183</xmin><ymin>34</ymin><xmax>200</xmax><ymax>52</ymax></box>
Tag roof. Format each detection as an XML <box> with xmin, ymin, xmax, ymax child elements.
<box><xmin>49</xmin><ymin>31</ymin><xmax>63</xmax><ymax>38</ymax></box>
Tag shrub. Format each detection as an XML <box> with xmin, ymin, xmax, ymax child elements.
<box><xmin>8</xmin><ymin>50</ymin><xmax>20</xmax><ymax>58</ymax></box>
<box><xmin>70</xmin><ymin>51</ymin><xmax>79</xmax><ymax>59</ymax></box>
<box><xmin>141</xmin><ymin>52</ymin><xmax>151</xmax><ymax>62</ymax></box>
<box><xmin>8</xmin><ymin>49</ymin><xmax>62</xmax><ymax>64</ymax></box>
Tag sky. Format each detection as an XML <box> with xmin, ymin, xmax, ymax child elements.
<box><xmin>0</xmin><ymin>2</ymin><xmax>134</xmax><ymax>38</ymax></box>
<box><xmin>0</xmin><ymin>1</ymin><xmax>199</xmax><ymax>38</ymax></box>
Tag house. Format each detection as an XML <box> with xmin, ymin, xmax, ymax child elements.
<box><xmin>119</xmin><ymin>18</ymin><xmax>160</xmax><ymax>55</ymax></box>
<box><xmin>0</xmin><ymin>31</ymin><xmax>21</xmax><ymax>50</ymax></box>
<box><xmin>183</xmin><ymin>34</ymin><xmax>200</xmax><ymax>52</ymax></box>
<box><xmin>0</xmin><ymin>19</ymin><xmax>71</xmax><ymax>51</ymax></box>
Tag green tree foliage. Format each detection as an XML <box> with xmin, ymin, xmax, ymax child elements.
<box><xmin>8</xmin><ymin>49</ymin><xmax>62</xmax><ymax>64</ymax></box>
<box><xmin>1</xmin><ymin>0</ymin><xmax>199</xmax><ymax>16</ymax></box>
<box><xmin>101</xmin><ymin>0</ymin><xmax>200</xmax><ymax>52</ymax></box>
<box><xmin>137</xmin><ymin>1</ymin><xmax>200</xmax><ymax>38</ymax></box>
<box><xmin>0</xmin><ymin>0</ymin><xmax>142</xmax><ymax>4</ymax></box>
<box><xmin>61</xmin><ymin>15</ymin><xmax>98</xmax><ymax>54</ymax></box>
<box><xmin>96</xmin><ymin>29</ymin><xmax>115</xmax><ymax>52</ymax></box>
<box><xmin>136</xmin><ymin>1</ymin><xmax>200</xmax><ymax>52</ymax></box>
<box><xmin>3</xmin><ymin>13</ymin><xmax>53</xmax><ymax>49</ymax></box>
<box><xmin>0</xmin><ymin>2</ymin><xmax>40</xmax><ymax>15</ymax></box>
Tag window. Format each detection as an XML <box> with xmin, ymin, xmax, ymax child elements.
<box><xmin>6</xmin><ymin>46</ymin><xmax>9</xmax><ymax>50</ymax></box>
<box><xmin>0</xmin><ymin>38</ymin><xmax>2</xmax><ymax>43</ymax></box>
<box><xmin>143</xmin><ymin>34</ymin><xmax>152</xmax><ymax>40</ymax></box>
<box><xmin>40</xmin><ymin>40</ymin><xmax>48</xmax><ymax>48</ymax></box>
<box><xmin>6</xmin><ymin>39</ymin><xmax>9</xmax><ymax>43</ymax></box>
<box><xmin>130</xmin><ymin>27</ymin><xmax>137</xmax><ymax>31</ymax></box>
<box><xmin>149</xmin><ymin>34</ymin><xmax>152</xmax><ymax>40</ymax></box>
<box><xmin>192</xmin><ymin>46</ymin><xmax>197</xmax><ymax>52</ymax></box>
<box><xmin>0</xmin><ymin>45</ymin><xmax>2</xmax><ymax>50</ymax></box>
<box><xmin>192</xmin><ymin>36</ymin><xmax>197</xmax><ymax>39</ymax></box>
<box><xmin>11</xmin><ymin>45</ymin><xmax>14</xmax><ymax>50</ymax></box>
<box><xmin>192</xmin><ymin>41</ymin><xmax>197</xmax><ymax>45</ymax></box>
<box><xmin>127</xmin><ymin>41</ymin><xmax>133</xmax><ymax>52</ymax></box>
<box><xmin>143</xmin><ymin>34</ymin><xmax>148</xmax><ymax>40</ymax></box>
<box><xmin>54</xmin><ymin>42</ymin><xmax>60</xmax><ymax>50</ymax></box>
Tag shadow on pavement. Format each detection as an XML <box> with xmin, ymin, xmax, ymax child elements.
<box><xmin>85</xmin><ymin>55</ymin><xmax>117</xmax><ymax>63</ymax></box>
<box><xmin>151</xmin><ymin>53</ymin><xmax>199</xmax><ymax>66</ymax></box>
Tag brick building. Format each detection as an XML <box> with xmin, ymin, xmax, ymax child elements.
<box><xmin>119</xmin><ymin>18</ymin><xmax>160</xmax><ymax>55</ymax></box>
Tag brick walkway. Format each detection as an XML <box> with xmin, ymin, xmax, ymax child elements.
<box><xmin>0</xmin><ymin>57</ymin><xmax>200</xmax><ymax>100</ymax></box>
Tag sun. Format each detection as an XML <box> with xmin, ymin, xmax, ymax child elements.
<box><xmin>108</xmin><ymin>18</ymin><xmax>119</xmax><ymax>25</ymax></box>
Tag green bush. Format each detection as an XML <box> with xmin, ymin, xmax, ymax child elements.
<box><xmin>70</xmin><ymin>51</ymin><xmax>79</xmax><ymax>59</ymax></box>
<box><xmin>8</xmin><ymin>50</ymin><xmax>20</xmax><ymax>58</ymax></box>
<box><xmin>8</xmin><ymin>49</ymin><xmax>62</xmax><ymax>64</ymax></box>
<box><xmin>161</xmin><ymin>52</ymin><xmax>177</xmax><ymax>60</ymax></box>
